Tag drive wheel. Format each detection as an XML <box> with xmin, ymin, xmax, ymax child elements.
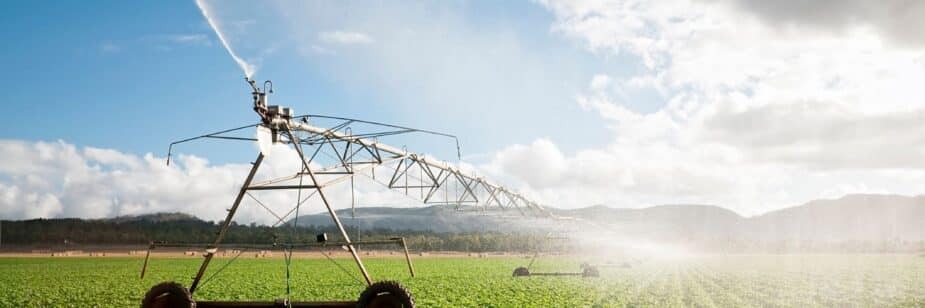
<box><xmin>141</xmin><ymin>281</ymin><xmax>194</xmax><ymax>308</ymax></box>
<box><xmin>357</xmin><ymin>280</ymin><xmax>414</xmax><ymax>308</ymax></box>
<box><xmin>582</xmin><ymin>266</ymin><xmax>600</xmax><ymax>277</ymax></box>
<box><xmin>512</xmin><ymin>266</ymin><xmax>530</xmax><ymax>277</ymax></box>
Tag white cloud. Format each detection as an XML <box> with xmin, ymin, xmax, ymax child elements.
<box><xmin>491</xmin><ymin>139</ymin><xmax>567</xmax><ymax>188</ymax></box>
<box><xmin>318</xmin><ymin>31</ymin><xmax>374</xmax><ymax>45</ymax></box>
<box><xmin>709</xmin><ymin>0</ymin><xmax>925</xmax><ymax>47</ymax></box>
<box><xmin>476</xmin><ymin>0</ymin><xmax>925</xmax><ymax>214</ymax></box>
<box><xmin>0</xmin><ymin>140</ymin><xmax>253</xmax><ymax>220</ymax></box>
<box><xmin>0</xmin><ymin>140</ymin><xmax>446</xmax><ymax>222</ymax></box>
<box><xmin>0</xmin><ymin>183</ymin><xmax>63</xmax><ymax>220</ymax></box>
<box><xmin>589</xmin><ymin>74</ymin><xmax>612</xmax><ymax>91</ymax></box>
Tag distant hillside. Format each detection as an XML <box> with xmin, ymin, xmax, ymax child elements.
<box><xmin>294</xmin><ymin>203</ymin><xmax>749</xmax><ymax>241</ymax></box>
<box><xmin>103</xmin><ymin>212</ymin><xmax>200</xmax><ymax>224</ymax></box>
<box><xmin>3</xmin><ymin>194</ymin><xmax>924</xmax><ymax>253</ymax></box>
<box><xmin>560</xmin><ymin>204</ymin><xmax>745</xmax><ymax>242</ymax></box>
<box><xmin>748</xmin><ymin>194</ymin><xmax>925</xmax><ymax>242</ymax></box>
<box><xmin>0</xmin><ymin>213</ymin><xmax>279</xmax><ymax>246</ymax></box>
<box><xmin>291</xmin><ymin>194</ymin><xmax>925</xmax><ymax>252</ymax></box>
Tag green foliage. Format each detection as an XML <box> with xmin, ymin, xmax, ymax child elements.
<box><xmin>0</xmin><ymin>217</ymin><xmax>566</xmax><ymax>253</ymax></box>
<box><xmin>0</xmin><ymin>255</ymin><xmax>924</xmax><ymax>307</ymax></box>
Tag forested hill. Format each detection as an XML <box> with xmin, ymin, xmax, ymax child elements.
<box><xmin>0</xmin><ymin>212</ymin><xmax>550</xmax><ymax>253</ymax></box>
<box><xmin>3</xmin><ymin>213</ymin><xmax>270</xmax><ymax>245</ymax></box>
<box><xmin>3</xmin><ymin>194</ymin><xmax>925</xmax><ymax>253</ymax></box>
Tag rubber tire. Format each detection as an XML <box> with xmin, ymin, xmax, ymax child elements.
<box><xmin>356</xmin><ymin>281</ymin><xmax>414</xmax><ymax>308</ymax></box>
<box><xmin>512</xmin><ymin>266</ymin><xmax>530</xmax><ymax>277</ymax></box>
<box><xmin>582</xmin><ymin>266</ymin><xmax>600</xmax><ymax>278</ymax></box>
<box><xmin>141</xmin><ymin>281</ymin><xmax>194</xmax><ymax>308</ymax></box>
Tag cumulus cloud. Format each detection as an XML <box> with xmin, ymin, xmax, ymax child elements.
<box><xmin>0</xmin><ymin>140</ymin><xmax>251</xmax><ymax>220</ymax></box>
<box><xmin>474</xmin><ymin>0</ymin><xmax>925</xmax><ymax>214</ymax></box>
<box><xmin>710</xmin><ymin>0</ymin><xmax>925</xmax><ymax>47</ymax></box>
<box><xmin>589</xmin><ymin>74</ymin><xmax>612</xmax><ymax>91</ymax></box>
<box><xmin>701</xmin><ymin>102</ymin><xmax>925</xmax><ymax>169</ymax></box>
<box><xmin>0</xmin><ymin>184</ymin><xmax>62</xmax><ymax>220</ymax></box>
<box><xmin>0</xmin><ymin>140</ymin><xmax>424</xmax><ymax>223</ymax></box>
<box><xmin>491</xmin><ymin>139</ymin><xmax>567</xmax><ymax>188</ymax></box>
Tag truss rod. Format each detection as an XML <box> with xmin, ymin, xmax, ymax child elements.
<box><xmin>272</xmin><ymin>118</ymin><xmax>553</xmax><ymax>218</ymax></box>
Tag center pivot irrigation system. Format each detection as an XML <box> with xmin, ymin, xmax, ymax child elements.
<box><xmin>140</xmin><ymin>79</ymin><xmax>560</xmax><ymax>308</ymax></box>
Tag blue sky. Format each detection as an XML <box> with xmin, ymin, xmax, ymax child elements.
<box><xmin>2</xmin><ymin>1</ymin><xmax>253</xmax><ymax>160</ymax></box>
<box><xmin>3</xmin><ymin>0</ymin><xmax>925</xmax><ymax>221</ymax></box>
<box><xmin>0</xmin><ymin>0</ymin><xmax>651</xmax><ymax>164</ymax></box>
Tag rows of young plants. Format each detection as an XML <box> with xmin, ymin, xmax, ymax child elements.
<box><xmin>0</xmin><ymin>254</ymin><xmax>923</xmax><ymax>307</ymax></box>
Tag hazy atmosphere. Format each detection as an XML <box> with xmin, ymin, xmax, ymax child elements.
<box><xmin>2</xmin><ymin>1</ymin><xmax>925</xmax><ymax>307</ymax></box>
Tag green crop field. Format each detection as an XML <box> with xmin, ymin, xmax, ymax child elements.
<box><xmin>1</xmin><ymin>255</ymin><xmax>924</xmax><ymax>307</ymax></box>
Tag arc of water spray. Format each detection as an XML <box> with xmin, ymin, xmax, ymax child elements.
<box><xmin>195</xmin><ymin>0</ymin><xmax>256</xmax><ymax>78</ymax></box>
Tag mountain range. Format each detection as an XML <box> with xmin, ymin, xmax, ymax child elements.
<box><xmin>4</xmin><ymin>194</ymin><xmax>923</xmax><ymax>253</ymax></box>
<box><xmin>290</xmin><ymin>194</ymin><xmax>925</xmax><ymax>251</ymax></box>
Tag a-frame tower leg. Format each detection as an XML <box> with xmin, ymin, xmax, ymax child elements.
<box><xmin>189</xmin><ymin>153</ymin><xmax>265</xmax><ymax>294</ymax></box>
<box><xmin>284</xmin><ymin>127</ymin><xmax>373</xmax><ymax>285</ymax></box>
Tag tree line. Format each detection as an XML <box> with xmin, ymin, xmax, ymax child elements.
<box><xmin>0</xmin><ymin>214</ymin><xmax>572</xmax><ymax>253</ymax></box>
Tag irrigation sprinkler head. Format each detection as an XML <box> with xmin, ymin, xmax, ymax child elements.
<box><xmin>247</xmin><ymin>77</ymin><xmax>273</xmax><ymax>124</ymax></box>
<box><xmin>247</xmin><ymin>77</ymin><xmax>293</xmax><ymax>156</ymax></box>
<box><xmin>247</xmin><ymin>78</ymin><xmax>293</xmax><ymax>129</ymax></box>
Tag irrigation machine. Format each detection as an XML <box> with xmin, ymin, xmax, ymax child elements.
<box><xmin>511</xmin><ymin>235</ymin><xmax>599</xmax><ymax>278</ymax></box>
<box><xmin>140</xmin><ymin>79</ymin><xmax>556</xmax><ymax>307</ymax></box>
